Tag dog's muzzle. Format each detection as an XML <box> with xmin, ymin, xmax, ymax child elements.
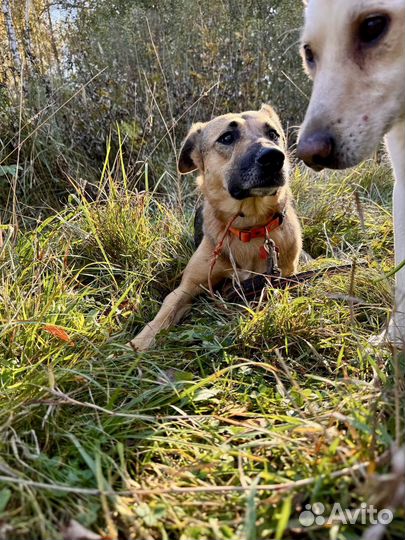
<box><xmin>228</xmin><ymin>146</ymin><xmax>286</xmax><ymax>200</ymax></box>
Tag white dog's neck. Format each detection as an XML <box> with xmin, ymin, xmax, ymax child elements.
<box><xmin>385</xmin><ymin>119</ymin><xmax>405</xmax><ymax>343</ymax></box>
<box><xmin>386</xmin><ymin>120</ymin><xmax>405</xmax><ymax>268</ymax></box>
<box><xmin>386</xmin><ymin>120</ymin><xmax>405</xmax><ymax>189</ymax></box>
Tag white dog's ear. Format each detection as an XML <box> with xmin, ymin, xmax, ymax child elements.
<box><xmin>178</xmin><ymin>122</ymin><xmax>205</xmax><ymax>174</ymax></box>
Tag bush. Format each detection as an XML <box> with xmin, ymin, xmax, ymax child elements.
<box><xmin>0</xmin><ymin>0</ymin><xmax>309</xmax><ymax>215</ymax></box>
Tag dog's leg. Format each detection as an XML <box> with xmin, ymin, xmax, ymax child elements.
<box><xmin>280</xmin><ymin>241</ymin><xmax>301</xmax><ymax>277</ymax></box>
<box><xmin>129</xmin><ymin>238</ymin><xmax>230</xmax><ymax>351</ymax></box>
<box><xmin>385</xmin><ymin>121</ymin><xmax>405</xmax><ymax>347</ymax></box>
<box><xmin>276</xmin><ymin>214</ymin><xmax>302</xmax><ymax>276</ymax></box>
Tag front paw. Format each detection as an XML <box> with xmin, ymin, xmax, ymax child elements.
<box><xmin>127</xmin><ymin>327</ymin><xmax>156</xmax><ymax>352</ymax></box>
<box><xmin>369</xmin><ymin>316</ymin><xmax>405</xmax><ymax>350</ymax></box>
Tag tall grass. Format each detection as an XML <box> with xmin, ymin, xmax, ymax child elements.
<box><xmin>0</xmin><ymin>147</ymin><xmax>403</xmax><ymax>539</ymax></box>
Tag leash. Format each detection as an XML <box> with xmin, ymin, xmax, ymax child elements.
<box><xmin>205</xmin><ymin>210</ymin><xmax>364</xmax><ymax>304</ymax></box>
<box><xmin>208</xmin><ymin>212</ymin><xmax>240</xmax><ymax>301</ymax></box>
<box><xmin>221</xmin><ymin>263</ymin><xmax>364</xmax><ymax>303</ymax></box>
<box><xmin>207</xmin><ymin>211</ymin><xmax>284</xmax><ymax>304</ymax></box>
<box><xmin>206</xmin><ymin>210</ymin><xmax>363</xmax><ymax>305</ymax></box>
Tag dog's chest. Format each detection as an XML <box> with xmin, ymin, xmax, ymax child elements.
<box><xmin>225</xmin><ymin>238</ymin><xmax>268</xmax><ymax>274</ymax></box>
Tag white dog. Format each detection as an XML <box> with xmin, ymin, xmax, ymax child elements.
<box><xmin>297</xmin><ymin>0</ymin><xmax>405</xmax><ymax>348</ymax></box>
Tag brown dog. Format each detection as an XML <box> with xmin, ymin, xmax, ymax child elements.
<box><xmin>130</xmin><ymin>105</ymin><xmax>302</xmax><ymax>351</ymax></box>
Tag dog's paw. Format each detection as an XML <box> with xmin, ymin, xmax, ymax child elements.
<box><xmin>299</xmin><ymin>250</ymin><xmax>314</xmax><ymax>264</ymax></box>
<box><xmin>127</xmin><ymin>329</ymin><xmax>156</xmax><ymax>352</ymax></box>
<box><xmin>369</xmin><ymin>317</ymin><xmax>405</xmax><ymax>351</ymax></box>
<box><xmin>127</xmin><ymin>337</ymin><xmax>155</xmax><ymax>352</ymax></box>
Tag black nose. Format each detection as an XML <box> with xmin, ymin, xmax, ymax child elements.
<box><xmin>256</xmin><ymin>147</ymin><xmax>285</xmax><ymax>172</ymax></box>
<box><xmin>297</xmin><ymin>132</ymin><xmax>335</xmax><ymax>169</ymax></box>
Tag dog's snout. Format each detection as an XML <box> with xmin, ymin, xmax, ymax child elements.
<box><xmin>228</xmin><ymin>139</ymin><xmax>287</xmax><ymax>200</ymax></box>
<box><xmin>255</xmin><ymin>147</ymin><xmax>285</xmax><ymax>172</ymax></box>
<box><xmin>297</xmin><ymin>132</ymin><xmax>335</xmax><ymax>169</ymax></box>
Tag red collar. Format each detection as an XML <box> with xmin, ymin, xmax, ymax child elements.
<box><xmin>228</xmin><ymin>211</ymin><xmax>285</xmax><ymax>243</ymax></box>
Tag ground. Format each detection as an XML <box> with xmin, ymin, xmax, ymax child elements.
<box><xmin>0</xmin><ymin>157</ymin><xmax>404</xmax><ymax>540</ymax></box>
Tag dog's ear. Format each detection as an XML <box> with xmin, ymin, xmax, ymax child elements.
<box><xmin>260</xmin><ymin>103</ymin><xmax>278</xmax><ymax>121</ymax></box>
<box><xmin>260</xmin><ymin>104</ymin><xmax>285</xmax><ymax>143</ymax></box>
<box><xmin>178</xmin><ymin>122</ymin><xmax>205</xmax><ymax>174</ymax></box>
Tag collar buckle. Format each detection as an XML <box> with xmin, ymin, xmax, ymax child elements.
<box><xmin>263</xmin><ymin>237</ymin><xmax>281</xmax><ymax>276</ymax></box>
<box><xmin>239</xmin><ymin>230</ymin><xmax>252</xmax><ymax>242</ymax></box>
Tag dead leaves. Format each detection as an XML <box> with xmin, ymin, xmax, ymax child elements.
<box><xmin>42</xmin><ymin>324</ymin><xmax>75</xmax><ymax>346</ymax></box>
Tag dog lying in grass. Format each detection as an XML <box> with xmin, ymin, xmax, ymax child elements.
<box><xmin>297</xmin><ymin>0</ymin><xmax>405</xmax><ymax>348</ymax></box>
<box><xmin>130</xmin><ymin>105</ymin><xmax>302</xmax><ymax>351</ymax></box>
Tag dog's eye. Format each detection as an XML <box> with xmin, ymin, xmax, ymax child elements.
<box><xmin>359</xmin><ymin>15</ymin><xmax>389</xmax><ymax>44</ymax></box>
<box><xmin>265</xmin><ymin>128</ymin><xmax>279</xmax><ymax>142</ymax></box>
<box><xmin>217</xmin><ymin>131</ymin><xmax>236</xmax><ymax>145</ymax></box>
<box><xmin>303</xmin><ymin>44</ymin><xmax>315</xmax><ymax>65</ymax></box>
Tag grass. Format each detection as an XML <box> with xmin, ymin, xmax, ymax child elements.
<box><xmin>0</xmin><ymin>153</ymin><xmax>404</xmax><ymax>540</ymax></box>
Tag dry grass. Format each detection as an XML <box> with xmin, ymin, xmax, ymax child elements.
<box><xmin>0</xmin><ymin>153</ymin><xmax>404</xmax><ymax>539</ymax></box>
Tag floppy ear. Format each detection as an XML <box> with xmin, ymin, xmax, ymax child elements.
<box><xmin>177</xmin><ymin>122</ymin><xmax>205</xmax><ymax>174</ymax></box>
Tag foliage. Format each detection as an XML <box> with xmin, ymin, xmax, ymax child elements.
<box><xmin>0</xmin><ymin>0</ymin><xmax>308</xmax><ymax>214</ymax></box>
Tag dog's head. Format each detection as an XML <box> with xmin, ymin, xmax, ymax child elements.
<box><xmin>178</xmin><ymin>105</ymin><xmax>288</xmax><ymax>201</ymax></box>
<box><xmin>297</xmin><ymin>0</ymin><xmax>405</xmax><ymax>170</ymax></box>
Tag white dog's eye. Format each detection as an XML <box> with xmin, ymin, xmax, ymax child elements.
<box><xmin>359</xmin><ymin>15</ymin><xmax>389</xmax><ymax>44</ymax></box>
<box><xmin>303</xmin><ymin>44</ymin><xmax>315</xmax><ymax>65</ymax></box>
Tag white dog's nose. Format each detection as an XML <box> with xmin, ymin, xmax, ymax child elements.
<box><xmin>297</xmin><ymin>132</ymin><xmax>335</xmax><ymax>170</ymax></box>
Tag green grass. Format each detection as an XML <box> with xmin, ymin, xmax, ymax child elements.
<box><xmin>0</xmin><ymin>156</ymin><xmax>404</xmax><ymax>539</ymax></box>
